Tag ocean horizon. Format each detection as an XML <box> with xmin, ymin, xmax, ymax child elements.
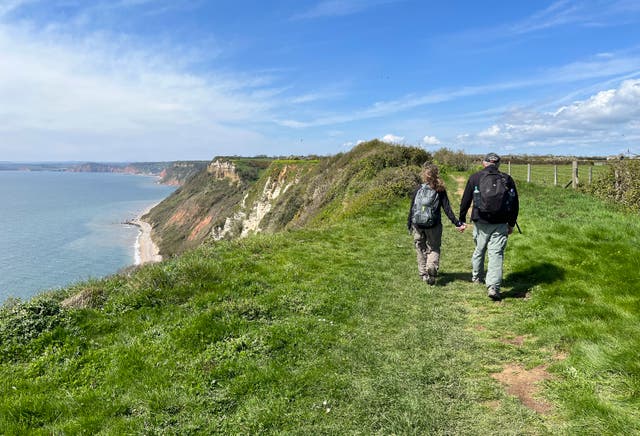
<box><xmin>0</xmin><ymin>171</ymin><xmax>175</xmax><ymax>303</ymax></box>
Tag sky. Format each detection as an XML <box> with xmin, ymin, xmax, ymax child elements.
<box><xmin>1</xmin><ymin>0</ymin><xmax>640</xmax><ymax>161</ymax></box>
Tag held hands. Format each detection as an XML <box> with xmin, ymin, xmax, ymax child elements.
<box><xmin>456</xmin><ymin>223</ymin><xmax>467</xmax><ymax>233</ymax></box>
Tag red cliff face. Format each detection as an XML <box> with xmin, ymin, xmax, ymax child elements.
<box><xmin>158</xmin><ymin>168</ymin><xmax>182</xmax><ymax>186</ymax></box>
<box><xmin>122</xmin><ymin>166</ymin><xmax>140</xmax><ymax>175</ymax></box>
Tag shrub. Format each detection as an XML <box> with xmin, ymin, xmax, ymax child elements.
<box><xmin>587</xmin><ymin>160</ymin><xmax>640</xmax><ymax>213</ymax></box>
<box><xmin>355</xmin><ymin>141</ymin><xmax>431</xmax><ymax>178</ymax></box>
<box><xmin>0</xmin><ymin>297</ymin><xmax>69</xmax><ymax>362</ymax></box>
<box><xmin>433</xmin><ymin>148</ymin><xmax>473</xmax><ymax>172</ymax></box>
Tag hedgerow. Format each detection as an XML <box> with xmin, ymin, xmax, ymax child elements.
<box><xmin>587</xmin><ymin>160</ymin><xmax>640</xmax><ymax>213</ymax></box>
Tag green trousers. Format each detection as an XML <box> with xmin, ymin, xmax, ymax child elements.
<box><xmin>472</xmin><ymin>222</ymin><xmax>509</xmax><ymax>290</ymax></box>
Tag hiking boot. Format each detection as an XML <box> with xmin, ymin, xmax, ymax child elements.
<box><xmin>426</xmin><ymin>267</ymin><xmax>437</xmax><ymax>286</ymax></box>
<box><xmin>487</xmin><ymin>286</ymin><xmax>501</xmax><ymax>301</ymax></box>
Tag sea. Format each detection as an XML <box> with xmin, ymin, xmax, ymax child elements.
<box><xmin>0</xmin><ymin>171</ymin><xmax>175</xmax><ymax>303</ymax></box>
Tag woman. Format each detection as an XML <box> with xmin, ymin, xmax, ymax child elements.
<box><xmin>407</xmin><ymin>164</ymin><xmax>465</xmax><ymax>285</ymax></box>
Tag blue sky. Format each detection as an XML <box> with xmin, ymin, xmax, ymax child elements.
<box><xmin>1</xmin><ymin>0</ymin><xmax>640</xmax><ymax>161</ymax></box>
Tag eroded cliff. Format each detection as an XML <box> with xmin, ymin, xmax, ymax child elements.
<box><xmin>145</xmin><ymin>141</ymin><xmax>429</xmax><ymax>256</ymax></box>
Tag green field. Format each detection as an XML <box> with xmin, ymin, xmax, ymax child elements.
<box><xmin>1</xmin><ymin>174</ymin><xmax>639</xmax><ymax>434</ymax></box>
<box><xmin>506</xmin><ymin>162</ymin><xmax>610</xmax><ymax>187</ymax></box>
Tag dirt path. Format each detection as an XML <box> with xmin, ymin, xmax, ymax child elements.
<box><xmin>453</xmin><ymin>175</ymin><xmax>466</xmax><ymax>196</ymax></box>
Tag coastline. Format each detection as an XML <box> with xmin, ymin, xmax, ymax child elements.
<box><xmin>129</xmin><ymin>204</ymin><xmax>162</xmax><ymax>265</ymax></box>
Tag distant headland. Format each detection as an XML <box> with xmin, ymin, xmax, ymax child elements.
<box><xmin>0</xmin><ymin>161</ymin><xmax>208</xmax><ymax>186</ymax></box>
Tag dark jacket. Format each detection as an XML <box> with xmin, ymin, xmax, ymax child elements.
<box><xmin>458</xmin><ymin>165</ymin><xmax>519</xmax><ymax>227</ymax></box>
<box><xmin>407</xmin><ymin>186</ymin><xmax>462</xmax><ymax>230</ymax></box>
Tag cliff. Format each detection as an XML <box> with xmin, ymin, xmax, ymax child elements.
<box><xmin>143</xmin><ymin>157</ymin><xmax>274</xmax><ymax>254</ymax></box>
<box><xmin>157</xmin><ymin>161</ymin><xmax>208</xmax><ymax>185</ymax></box>
<box><xmin>65</xmin><ymin>161</ymin><xmax>207</xmax><ymax>186</ymax></box>
<box><xmin>145</xmin><ymin>141</ymin><xmax>429</xmax><ymax>256</ymax></box>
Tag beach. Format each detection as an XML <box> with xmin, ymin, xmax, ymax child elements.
<box><xmin>131</xmin><ymin>205</ymin><xmax>162</xmax><ymax>265</ymax></box>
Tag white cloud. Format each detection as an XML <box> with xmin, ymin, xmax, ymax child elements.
<box><xmin>0</xmin><ymin>19</ymin><xmax>279</xmax><ymax>160</ymax></box>
<box><xmin>553</xmin><ymin>79</ymin><xmax>640</xmax><ymax>124</ymax></box>
<box><xmin>422</xmin><ymin>135</ymin><xmax>440</xmax><ymax>145</ymax></box>
<box><xmin>381</xmin><ymin>133</ymin><xmax>404</xmax><ymax>144</ymax></box>
<box><xmin>288</xmin><ymin>88</ymin><xmax>345</xmax><ymax>104</ymax></box>
<box><xmin>292</xmin><ymin>0</ymin><xmax>401</xmax><ymax>20</ymax></box>
<box><xmin>0</xmin><ymin>0</ymin><xmax>35</xmax><ymax>17</ymax></box>
<box><xmin>443</xmin><ymin>0</ymin><xmax>640</xmax><ymax>52</ymax></box>
<box><xmin>279</xmin><ymin>50</ymin><xmax>640</xmax><ymax>129</ymax></box>
<box><xmin>478</xmin><ymin>125</ymin><xmax>501</xmax><ymax>138</ymax></box>
<box><xmin>464</xmin><ymin>79</ymin><xmax>640</xmax><ymax>153</ymax></box>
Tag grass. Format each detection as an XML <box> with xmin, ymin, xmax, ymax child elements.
<box><xmin>1</xmin><ymin>175</ymin><xmax>639</xmax><ymax>434</ymax></box>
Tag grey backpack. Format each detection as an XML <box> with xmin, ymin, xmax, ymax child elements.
<box><xmin>412</xmin><ymin>184</ymin><xmax>440</xmax><ymax>229</ymax></box>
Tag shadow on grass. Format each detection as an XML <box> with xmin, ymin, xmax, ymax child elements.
<box><xmin>501</xmin><ymin>262</ymin><xmax>565</xmax><ymax>299</ymax></box>
<box><xmin>437</xmin><ymin>272</ymin><xmax>472</xmax><ymax>286</ymax></box>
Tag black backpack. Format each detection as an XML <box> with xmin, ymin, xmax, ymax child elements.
<box><xmin>474</xmin><ymin>171</ymin><xmax>512</xmax><ymax>214</ymax></box>
<box><xmin>412</xmin><ymin>184</ymin><xmax>440</xmax><ymax>228</ymax></box>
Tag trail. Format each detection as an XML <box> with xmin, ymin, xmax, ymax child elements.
<box><xmin>453</xmin><ymin>175</ymin><xmax>466</xmax><ymax>197</ymax></box>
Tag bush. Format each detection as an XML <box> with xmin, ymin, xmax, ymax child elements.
<box><xmin>433</xmin><ymin>148</ymin><xmax>473</xmax><ymax>172</ymax></box>
<box><xmin>0</xmin><ymin>297</ymin><xmax>69</xmax><ymax>362</ymax></box>
<box><xmin>587</xmin><ymin>160</ymin><xmax>640</xmax><ymax>213</ymax></box>
<box><xmin>354</xmin><ymin>143</ymin><xmax>429</xmax><ymax>178</ymax></box>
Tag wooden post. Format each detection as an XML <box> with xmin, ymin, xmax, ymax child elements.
<box><xmin>572</xmin><ymin>160</ymin><xmax>578</xmax><ymax>189</ymax></box>
<box><xmin>554</xmin><ymin>165</ymin><xmax>558</xmax><ymax>186</ymax></box>
<box><xmin>527</xmin><ymin>163</ymin><xmax>531</xmax><ymax>183</ymax></box>
<box><xmin>588</xmin><ymin>166</ymin><xmax>593</xmax><ymax>184</ymax></box>
<box><xmin>508</xmin><ymin>161</ymin><xmax>511</xmax><ymax>175</ymax></box>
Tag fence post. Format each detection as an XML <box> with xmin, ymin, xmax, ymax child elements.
<box><xmin>527</xmin><ymin>163</ymin><xmax>531</xmax><ymax>183</ymax></box>
<box><xmin>572</xmin><ymin>160</ymin><xmax>578</xmax><ymax>189</ymax></box>
<box><xmin>508</xmin><ymin>161</ymin><xmax>511</xmax><ymax>175</ymax></box>
<box><xmin>588</xmin><ymin>165</ymin><xmax>593</xmax><ymax>184</ymax></box>
<box><xmin>554</xmin><ymin>165</ymin><xmax>558</xmax><ymax>186</ymax></box>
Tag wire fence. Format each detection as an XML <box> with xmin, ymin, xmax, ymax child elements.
<box><xmin>505</xmin><ymin>161</ymin><xmax>610</xmax><ymax>188</ymax></box>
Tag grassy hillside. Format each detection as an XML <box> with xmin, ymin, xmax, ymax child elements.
<box><xmin>1</xmin><ymin>145</ymin><xmax>639</xmax><ymax>433</ymax></box>
<box><xmin>145</xmin><ymin>141</ymin><xmax>428</xmax><ymax>256</ymax></box>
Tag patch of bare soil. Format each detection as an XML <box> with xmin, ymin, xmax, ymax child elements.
<box><xmin>482</xmin><ymin>400</ymin><xmax>501</xmax><ymax>410</ymax></box>
<box><xmin>500</xmin><ymin>335</ymin><xmax>526</xmax><ymax>346</ymax></box>
<box><xmin>554</xmin><ymin>351</ymin><xmax>569</xmax><ymax>361</ymax></box>
<box><xmin>491</xmin><ymin>364</ymin><xmax>553</xmax><ymax>414</ymax></box>
<box><xmin>453</xmin><ymin>176</ymin><xmax>466</xmax><ymax>196</ymax></box>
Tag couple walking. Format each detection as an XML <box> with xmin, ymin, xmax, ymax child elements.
<box><xmin>407</xmin><ymin>153</ymin><xmax>519</xmax><ymax>301</ymax></box>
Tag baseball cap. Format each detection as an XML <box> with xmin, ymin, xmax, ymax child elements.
<box><xmin>483</xmin><ymin>152</ymin><xmax>500</xmax><ymax>164</ymax></box>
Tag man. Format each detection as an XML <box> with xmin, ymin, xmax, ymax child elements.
<box><xmin>459</xmin><ymin>152</ymin><xmax>519</xmax><ymax>301</ymax></box>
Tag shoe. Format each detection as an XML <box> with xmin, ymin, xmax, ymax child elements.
<box><xmin>426</xmin><ymin>267</ymin><xmax>437</xmax><ymax>285</ymax></box>
<box><xmin>487</xmin><ymin>286</ymin><xmax>501</xmax><ymax>301</ymax></box>
<box><xmin>420</xmin><ymin>274</ymin><xmax>428</xmax><ymax>282</ymax></box>
<box><xmin>472</xmin><ymin>277</ymin><xmax>485</xmax><ymax>285</ymax></box>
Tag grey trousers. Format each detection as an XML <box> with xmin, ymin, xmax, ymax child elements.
<box><xmin>472</xmin><ymin>221</ymin><xmax>509</xmax><ymax>289</ymax></box>
<box><xmin>412</xmin><ymin>222</ymin><xmax>442</xmax><ymax>277</ymax></box>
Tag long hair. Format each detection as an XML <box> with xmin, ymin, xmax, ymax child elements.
<box><xmin>421</xmin><ymin>164</ymin><xmax>446</xmax><ymax>192</ymax></box>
